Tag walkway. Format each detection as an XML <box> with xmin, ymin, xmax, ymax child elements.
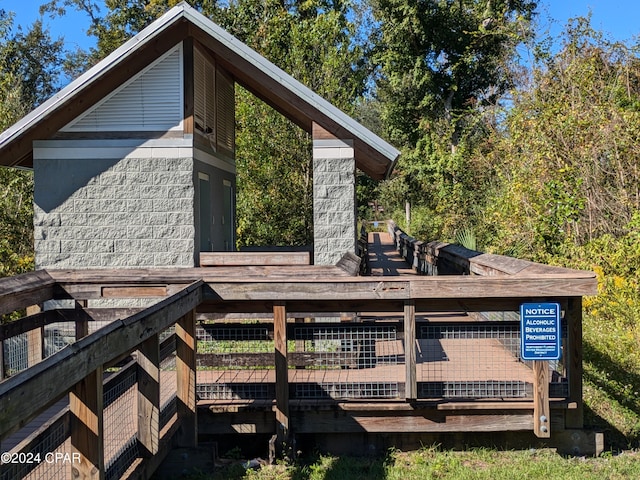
<box><xmin>368</xmin><ymin>231</ymin><xmax>416</xmax><ymax>276</ymax></box>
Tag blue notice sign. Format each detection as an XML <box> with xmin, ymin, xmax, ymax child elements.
<box><xmin>520</xmin><ymin>303</ymin><xmax>561</xmax><ymax>361</ymax></box>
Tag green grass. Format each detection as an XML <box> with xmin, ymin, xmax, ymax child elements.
<box><xmin>178</xmin><ymin>447</ymin><xmax>640</xmax><ymax>480</ymax></box>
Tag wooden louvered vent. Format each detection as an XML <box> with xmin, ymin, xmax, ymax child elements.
<box><xmin>194</xmin><ymin>47</ymin><xmax>216</xmax><ymax>139</ymax></box>
<box><xmin>194</xmin><ymin>46</ymin><xmax>235</xmax><ymax>157</ymax></box>
<box><xmin>216</xmin><ymin>69</ymin><xmax>235</xmax><ymax>157</ymax></box>
<box><xmin>62</xmin><ymin>45</ymin><xmax>184</xmax><ymax>132</ymax></box>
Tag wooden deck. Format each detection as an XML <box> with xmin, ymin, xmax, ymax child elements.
<box><xmin>0</xmin><ymin>227</ymin><xmax>601</xmax><ymax>477</ymax></box>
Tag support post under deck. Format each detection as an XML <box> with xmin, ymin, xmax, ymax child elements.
<box><xmin>566</xmin><ymin>297</ymin><xmax>584</xmax><ymax>428</ymax></box>
<box><xmin>533</xmin><ymin>361</ymin><xmax>550</xmax><ymax>438</ymax></box>
<box><xmin>404</xmin><ymin>300</ymin><xmax>417</xmax><ymax>400</ymax></box>
<box><xmin>274</xmin><ymin>302</ymin><xmax>289</xmax><ymax>450</ymax></box>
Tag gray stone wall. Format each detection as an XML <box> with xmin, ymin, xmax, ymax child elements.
<box><xmin>313</xmin><ymin>140</ymin><xmax>356</xmax><ymax>265</ymax></box>
<box><xmin>33</xmin><ymin>152</ymin><xmax>195</xmax><ymax>269</ymax></box>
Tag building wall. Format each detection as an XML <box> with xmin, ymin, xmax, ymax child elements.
<box><xmin>33</xmin><ymin>140</ymin><xmax>196</xmax><ymax>269</ymax></box>
<box><xmin>313</xmin><ymin>139</ymin><xmax>357</xmax><ymax>265</ymax></box>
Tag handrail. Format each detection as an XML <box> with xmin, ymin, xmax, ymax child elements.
<box><xmin>386</xmin><ymin>220</ymin><xmax>591</xmax><ymax>278</ymax></box>
<box><xmin>0</xmin><ymin>280</ymin><xmax>202</xmax><ymax>438</ymax></box>
<box><xmin>0</xmin><ymin>270</ymin><xmax>56</xmax><ymax>316</ymax></box>
<box><xmin>0</xmin><ymin>280</ymin><xmax>202</xmax><ymax>479</ymax></box>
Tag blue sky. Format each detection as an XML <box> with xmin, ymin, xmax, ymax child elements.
<box><xmin>537</xmin><ymin>0</ymin><xmax>640</xmax><ymax>42</ymax></box>
<box><xmin>4</xmin><ymin>0</ymin><xmax>640</xmax><ymax>50</ymax></box>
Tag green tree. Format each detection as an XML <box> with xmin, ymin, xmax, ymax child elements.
<box><xmin>372</xmin><ymin>0</ymin><xmax>537</xmax><ymax>243</ymax></box>
<box><xmin>0</xmin><ymin>10</ymin><xmax>64</xmax><ymax>277</ymax></box>
<box><xmin>212</xmin><ymin>0</ymin><xmax>370</xmax><ymax>247</ymax></box>
<box><xmin>479</xmin><ymin>17</ymin><xmax>640</xmax><ymax>255</ymax></box>
<box><xmin>373</xmin><ymin>0</ymin><xmax>537</xmax><ymax>150</ymax></box>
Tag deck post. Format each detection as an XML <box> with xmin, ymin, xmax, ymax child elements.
<box><xmin>274</xmin><ymin>302</ymin><xmax>290</xmax><ymax>450</ymax></box>
<box><xmin>75</xmin><ymin>300</ymin><xmax>89</xmax><ymax>340</ymax></box>
<box><xmin>533</xmin><ymin>360</ymin><xmax>551</xmax><ymax>438</ymax></box>
<box><xmin>137</xmin><ymin>333</ymin><xmax>160</xmax><ymax>457</ymax></box>
<box><xmin>26</xmin><ymin>305</ymin><xmax>43</xmax><ymax>367</ymax></box>
<box><xmin>404</xmin><ymin>300</ymin><xmax>417</xmax><ymax>400</ymax></box>
<box><xmin>70</xmin><ymin>367</ymin><xmax>105</xmax><ymax>479</ymax></box>
<box><xmin>565</xmin><ymin>297</ymin><xmax>584</xmax><ymax>428</ymax></box>
<box><xmin>176</xmin><ymin>309</ymin><xmax>197</xmax><ymax>447</ymax></box>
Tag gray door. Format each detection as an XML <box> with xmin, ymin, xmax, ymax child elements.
<box><xmin>199</xmin><ymin>173</ymin><xmax>212</xmax><ymax>252</ymax></box>
<box><xmin>223</xmin><ymin>180</ymin><xmax>234</xmax><ymax>251</ymax></box>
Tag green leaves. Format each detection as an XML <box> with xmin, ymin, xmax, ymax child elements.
<box><xmin>214</xmin><ymin>0</ymin><xmax>368</xmax><ymax>247</ymax></box>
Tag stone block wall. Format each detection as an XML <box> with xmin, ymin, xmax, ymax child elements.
<box><xmin>313</xmin><ymin>139</ymin><xmax>356</xmax><ymax>265</ymax></box>
<box><xmin>33</xmin><ymin>143</ymin><xmax>196</xmax><ymax>269</ymax></box>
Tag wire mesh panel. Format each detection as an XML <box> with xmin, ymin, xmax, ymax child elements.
<box><xmin>290</xmin><ymin>324</ymin><xmax>402</xmax><ymax>400</ymax></box>
<box><xmin>416</xmin><ymin>322</ymin><xmax>567</xmax><ymax>399</ymax></box>
<box><xmin>2</xmin><ymin>333</ymin><xmax>28</xmax><ymax>377</ymax></box>
<box><xmin>196</xmin><ymin>323</ymin><xmax>275</xmax><ymax>401</ymax></box>
<box><xmin>197</xmin><ymin>324</ymin><xmax>274</xmax><ymax>354</ymax></box>
<box><xmin>2</xmin><ymin>319</ymin><xmax>118</xmax><ymax>380</ymax></box>
<box><xmin>0</xmin><ymin>410</ymin><xmax>69</xmax><ymax>480</ymax></box>
<box><xmin>196</xmin><ymin>382</ymin><xmax>274</xmax><ymax>400</ymax></box>
<box><xmin>159</xmin><ymin>327</ymin><xmax>177</xmax><ymax>430</ymax></box>
<box><xmin>103</xmin><ymin>365</ymin><xmax>139</xmax><ymax>480</ymax></box>
<box><xmin>294</xmin><ymin>382</ymin><xmax>400</xmax><ymax>400</ymax></box>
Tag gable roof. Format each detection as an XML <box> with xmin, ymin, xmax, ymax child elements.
<box><xmin>0</xmin><ymin>2</ymin><xmax>398</xmax><ymax>179</ymax></box>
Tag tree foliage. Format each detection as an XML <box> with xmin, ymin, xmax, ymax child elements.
<box><xmin>373</xmin><ymin>0</ymin><xmax>537</xmax><ymax>149</ymax></box>
<box><xmin>0</xmin><ymin>10</ymin><xmax>64</xmax><ymax>277</ymax></box>
<box><xmin>213</xmin><ymin>0</ymin><xmax>369</xmax><ymax>247</ymax></box>
<box><xmin>373</xmin><ymin>0</ymin><xmax>537</xmax><ymax>243</ymax></box>
<box><xmin>479</xmin><ymin>17</ymin><xmax>640</xmax><ymax>255</ymax></box>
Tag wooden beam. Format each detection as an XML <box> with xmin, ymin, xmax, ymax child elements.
<box><xmin>176</xmin><ymin>309</ymin><xmax>197</xmax><ymax>447</ymax></box>
<box><xmin>0</xmin><ymin>271</ymin><xmax>55</xmax><ymax>316</ymax></box>
<box><xmin>0</xmin><ymin>310</ymin><xmax>67</xmax><ymax>340</ymax></box>
<box><xmin>75</xmin><ymin>301</ymin><xmax>89</xmax><ymax>341</ymax></box>
<box><xmin>274</xmin><ymin>302</ymin><xmax>289</xmax><ymax>448</ymax></box>
<box><xmin>183</xmin><ymin>37</ymin><xmax>195</xmax><ymax>135</ymax></box>
<box><xmin>47</xmin><ymin>267</ymin><xmax>596</xmax><ymax>298</ymax></box>
<box><xmin>200</xmin><ymin>252</ymin><xmax>311</xmax><ymax>266</ymax></box>
<box><xmin>138</xmin><ymin>334</ymin><xmax>160</xmax><ymax>457</ymax></box>
<box><xmin>26</xmin><ymin>305</ymin><xmax>44</xmax><ymax>368</ymax></box>
<box><xmin>404</xmin><ymin>300</ymin><xmax>416</xmax><ymax>400</ymax></box>
<box><xmin>101</xmin><ymin>285</ymin><xmax>168</xmax><ymax>298</ymax></box>
<box><xmin>335</xmin><ymin>252</ymin><xmax>361</xmax><ymax>276</ymax></box>
<box><xmin>533</xmin><ymin>361</ymin><xmax>551</xmax><ymax>438</ymax></box>
<box><xmin>565</xmin><ymin>297</ymin><xmax>583</xmax><ymax>429</ymax></box>
<box><xmin>290</xmin><ymin>410</ymin><xmax>535</xmax><ymax>433</ymax></box>
<box><xmin>70</xmin><ymin>368</ymin><xmax>105</xmax><ymax>479</ymax></box>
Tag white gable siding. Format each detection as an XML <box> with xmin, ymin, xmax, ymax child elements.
<box><xmin>62</xmin><ymin>44</ymin><xmax>184</xmax><ymax>132</ymax></box>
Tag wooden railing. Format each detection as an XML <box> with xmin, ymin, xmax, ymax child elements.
<box><xmin>0</xmin><ymin>271</ymin><xmax>201</xmax><ymax>479</ymax></box>
<box><xmin>384</xmin><ymin>219</ymin><xmax>592</xmax><ymax>437</ymax></box>
<box><xmin>0</xmin><ymin>248</ymin><xmax>599</xmax><ymax>476</ymax></box>
<box><xmin>387</xmin><ymin>220</ymin><xmax>584</xmax><ymax>277</ymax></box>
